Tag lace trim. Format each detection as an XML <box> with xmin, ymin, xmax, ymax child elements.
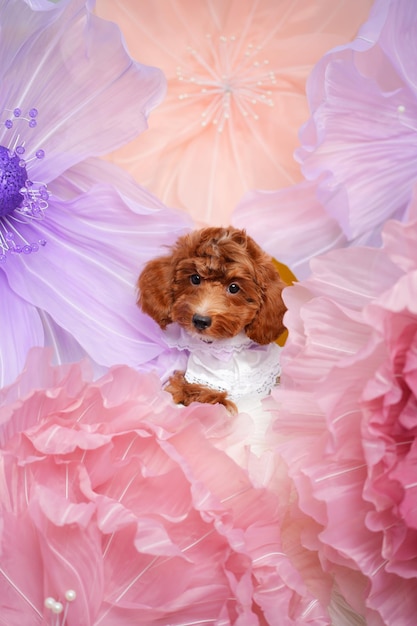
<box><xmin>163</xmin><ymin>324</ymin><xmax>253</xmax><ymax>361</ymax></box>
<box><xmin>184</xmin><ymin>368</ymin><xmax>280</xmax><ymax>401</ymax></box>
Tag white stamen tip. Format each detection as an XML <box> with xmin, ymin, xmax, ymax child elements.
<box><xmin>52</xmin><ymin>601</ymin><xmax>64</xmax><ymax>614</ymax></box>
<box><xmin>44</xmin><ymin>597</ymin><xmax>56</xmax><ymax>610</ymax></box>
<box><xmin>65</xmin><ymin>589</ymin><xmax>77</xmax><ymax>602</ymax></box>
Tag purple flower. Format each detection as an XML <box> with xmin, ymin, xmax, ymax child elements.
<box><xmin>0</xmin><ymin>0</ymin><xmax>191</xmax><ymax>385</ymax></box>
<box><xmin>298</xmin><ymin>0</ymin><xmax>417</xmax><ymax>240</ymax></box>
<box><xmin>233</xmin><ymin>0</ymin><xmax>417</xmax><ymax>278</ymax></box>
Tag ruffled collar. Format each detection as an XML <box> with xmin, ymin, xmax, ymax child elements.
<box><xmin>163</xmin><ymin>323</ymin><xmax>255</xmax><ymax>362</ymax></box>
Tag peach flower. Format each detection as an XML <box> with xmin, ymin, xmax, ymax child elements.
<box><xmin>96</xmin><ymin>0</ymin><xmax>373</xmax><ymax>225</ymax></box>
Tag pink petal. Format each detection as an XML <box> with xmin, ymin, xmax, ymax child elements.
<box><xmin>29</xmin><ymin>488</ymin><xmax>104</xmax><ymax>625</ymax></box>
<box><xmin>0</xmin><ymin>350</ymin><xmax>330</xmax><ymax>623</ymax></box>
<box><xmin>272</xmin><ymin>216</ymin><xmax>417</xmax><ymax>624</ymax></box>
<box><xmin>0</xmin><ymin>510</ymin><xmax>45</xmax><ymax>626</ymax></box>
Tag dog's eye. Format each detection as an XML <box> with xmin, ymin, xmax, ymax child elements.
<box><xmin>227</xmin><ymin>283</ymin><xmax>240</xmax><ymax>294</ymax></box>
<box><xmin>190</xmin><ymin>274</ymin><xmax>201</xmax><ymax>285</ymax></box>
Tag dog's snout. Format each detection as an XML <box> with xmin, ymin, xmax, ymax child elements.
<box><xmin>192</xmin><ymin>314</ymin><xmax>212</xmax><ymax>331</ymax></box>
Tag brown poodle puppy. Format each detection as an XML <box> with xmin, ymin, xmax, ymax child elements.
<box><xmin>137</xmin><ymin>226</ymin><xmax>287</xmax><ymax>413</ymax></box>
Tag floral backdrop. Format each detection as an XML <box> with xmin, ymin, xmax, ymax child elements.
<box><xmin>0</xmin><ymin>1</ymin><xmax>416</xmax><ymax>625</ymax></box>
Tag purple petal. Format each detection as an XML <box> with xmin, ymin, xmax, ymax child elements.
<box><xmin>303</xmin><ymin>0</ymin><xmax>390</xmax><ymax>113</ymax></box>
<box><xmin>40</xmin><ymin>310</ymin><xmax>108</xmax><ymax>377</ymax></box>
<box><xmin>377</xmin><ymin>0</ymin><xmax>417</xmax><ymax>95</ymax></box>
<box><xmin>349</xmin><ymin>0</ymin><xmax>390</xmax><ymax>52</ymax></box>
<box><xmin>0</xmin><ymin>0</ymin><xmax>166</xmax><ymax>184</ymax></box>
<box><xmin>0</xmin><ymin>271</ymin><xmax>44</xmax><ymax>387</ymax></box>
<box><xmin>233</xmin><ymin>180</ymin><xmax>347</xmax><ymax>280</ymax></box>
<box><xmin>22</xmin><ymin>0</ymin><xmax>73</xmax><ymax>11</ymax></box>
<box><xmin>297</xmin><ymin>59</ymin><xmax>417</xmax><ymax>240</ymax></box>
<box><xmin>3</xmin><ymin>162</ymin><xmax>191</xmax><ymax>371</ymax></box>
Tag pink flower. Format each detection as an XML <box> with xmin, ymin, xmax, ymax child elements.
<box><xmin>233</xmin><ymin>0</ymin><xmax>417</xmax><ymax>278</ymax></box>
<box><xmin>267</xmin><ymin>205</ymin><xmax>417</xmax><ymax>624</ymax></box>
<box><xmin>96</xmin><ymin>0</ymin><xmax>373</xmax><ymax>226</ymax></box>
<box><xmin>0</xmin><ymin>348</ymin><xmax>328</xmax><ymax>626</ymax></box>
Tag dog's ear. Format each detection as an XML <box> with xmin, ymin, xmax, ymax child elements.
<box><xmin>137</xmin><ymin>256</ymin><xmax>174</xmax><ymax>329</ymax></box>
<box><xmin>245</xmin><ymin>259</ymin><xmax>287</xmax><ymax>345</ymax></box>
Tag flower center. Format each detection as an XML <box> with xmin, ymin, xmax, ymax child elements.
<box><xmin>0</xmin><ymin>107</ymin><xmax>49</xmax><ymax>259</ymax></box>
<box><xmin>0</xmin><ymin>145</ymin><xmax>29</xmax><ymax>217</ymax></box>
<box><xmin>176</xmin><ymin>34</ymin><xmax>276</xmax><ymax>133</ymax></box>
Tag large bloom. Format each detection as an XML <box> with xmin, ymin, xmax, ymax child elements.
<box><xmin>233</xmin><ymin>0</ymin><xmax>417</xmax><ymax>278</ymax></box>
<box><xmin>96</xmin><ymin>0</ymin><xmax>372</xmax><ymax>226</ymax></box>
<box><xmin>0</xmin><ymin>348</ymin><xmax>330</xmax><ymax>626</ymax></box>
<box><xmin>0</xmin><ymin>0</ymin><xmax>191</xmax><ymax>386</ymax></box>
<box><xmin>266</xmin><ymin>206</ymin><xmax>417</xmax><ymax>625</ymax></box>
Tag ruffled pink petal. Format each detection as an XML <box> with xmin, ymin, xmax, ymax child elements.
<box><xmin>0</xmin><ymin>510</ymin><xmax>45</xmax><ymax>626</ymax></box>
<box><xmin>0</xmin><ymin>350</ymin><xmax>331</xmax><ymax>624</ymax></box>
<box><xmin>381</xmin><ymin>215</ymin><xmax>417</xmax><ymax>273</ymax></box>
<box><xmin>0</xmin><ymin>0</ymin><xmax>166</xmax><ymax>184</ymax></box>
<box><xmin>29</xmin><ymin>487</ymin><xmax>104</xmax><ymax>626</ymax></box>
<box><xmin>271</xmin><ymin>214</ymin><xmax>417</xmax><ymax>625</ymax></box>
<box><xmin>96</xmin><ymin>0</ymin><xmax>373</xmax><ymax>225</ymax></box>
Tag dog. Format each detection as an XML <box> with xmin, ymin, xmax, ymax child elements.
<box><xmin>137</xmin><ymin>226</ymin><xmax>287</xmax><ymax>413</ymax></box>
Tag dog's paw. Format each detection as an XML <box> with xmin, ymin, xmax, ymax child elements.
<box><xmin>165</xmin><ymin>371</ymin><xmax>237</xmax><ymax>414</ymax></box>
<box><xmin>221</xmin><ymin>398</ymin><xmax>238</xmax><ymax>415</ymax></box>
<box><xmin>164</xmin><ymin>371</ymin><xmax>188</xmax><ymax>405</ymax></box>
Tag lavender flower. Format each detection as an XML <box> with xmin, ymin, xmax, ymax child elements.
<box><xmin>233</xmin><ymin>0</ymin><xmax>417</xmax><ymax>278</ymax></box>
<box><xmin>0</xmin><ymin>0</ymin><xmax>191</xmax><ymax>386</ymax></box>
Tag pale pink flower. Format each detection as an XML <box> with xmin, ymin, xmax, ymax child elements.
<box><xmin>266</xmin><ymin>204</ymin><xmax>417</xmax><ymax>625</ymax></box>
<box><xmin>0</xmin><ymin>348</ymin><xmax>329</xmax><ymax>626</ymax></box>
<box><xmin>96</xmin><ymin>0</ymin><xmax>373</xmax><ymax>226</ymax></box>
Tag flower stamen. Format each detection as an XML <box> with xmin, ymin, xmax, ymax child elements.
<box><xmin>0</xmin><ymin>107</ymin><xmax>49</xmax><ymax>259</ymax></box>
<box><xmin>44</xmin><ymin>589</ymin><xmax>76</xmax><ymax>626</ymax></box>
<box><xmin>176</xmin><ymin>34</ymin><xmax>276</xmax><ymax>133</ymax></box>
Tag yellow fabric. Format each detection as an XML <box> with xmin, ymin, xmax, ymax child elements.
<box><xmin>273</xmin><ymin>259</ymin><xmax>297</xmax><ymax>346</ymax></box>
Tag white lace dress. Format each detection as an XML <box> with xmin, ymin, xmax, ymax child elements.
<box><xmin>163</xmin><ymin>323</ymin><xmax>281</xmax><ymax>403</ymax></box>
<box><xmin>162</xmin><ymin>323</ymin><xmax>282</xmax><ymax>460</ymax></box>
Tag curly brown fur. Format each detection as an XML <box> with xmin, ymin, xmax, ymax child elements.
<box><xmin>137</xmin><ymin>226</ymin><xmax>287</xmax><ymax>410</ymax></box>
<box><xmin>165</xmin><ymin>371</ymin><xmax>238</xmax><ymax>415</ymax></box>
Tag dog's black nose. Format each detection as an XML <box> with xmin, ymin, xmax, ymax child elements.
<box><xmin>192</xmin><ymin>314</ymin><xmax>212</xmax><ymax>330</ymax></box>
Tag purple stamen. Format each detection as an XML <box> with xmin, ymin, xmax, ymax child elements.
<box><xmin>0</xmin><ymin>106</ymin><xmax>49</xmax><ymax>257</ymax></box>
<box><xmin>0</xmin><ymin>146</ymin><xmax>28</xmax><ymax>217</ymax></box>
